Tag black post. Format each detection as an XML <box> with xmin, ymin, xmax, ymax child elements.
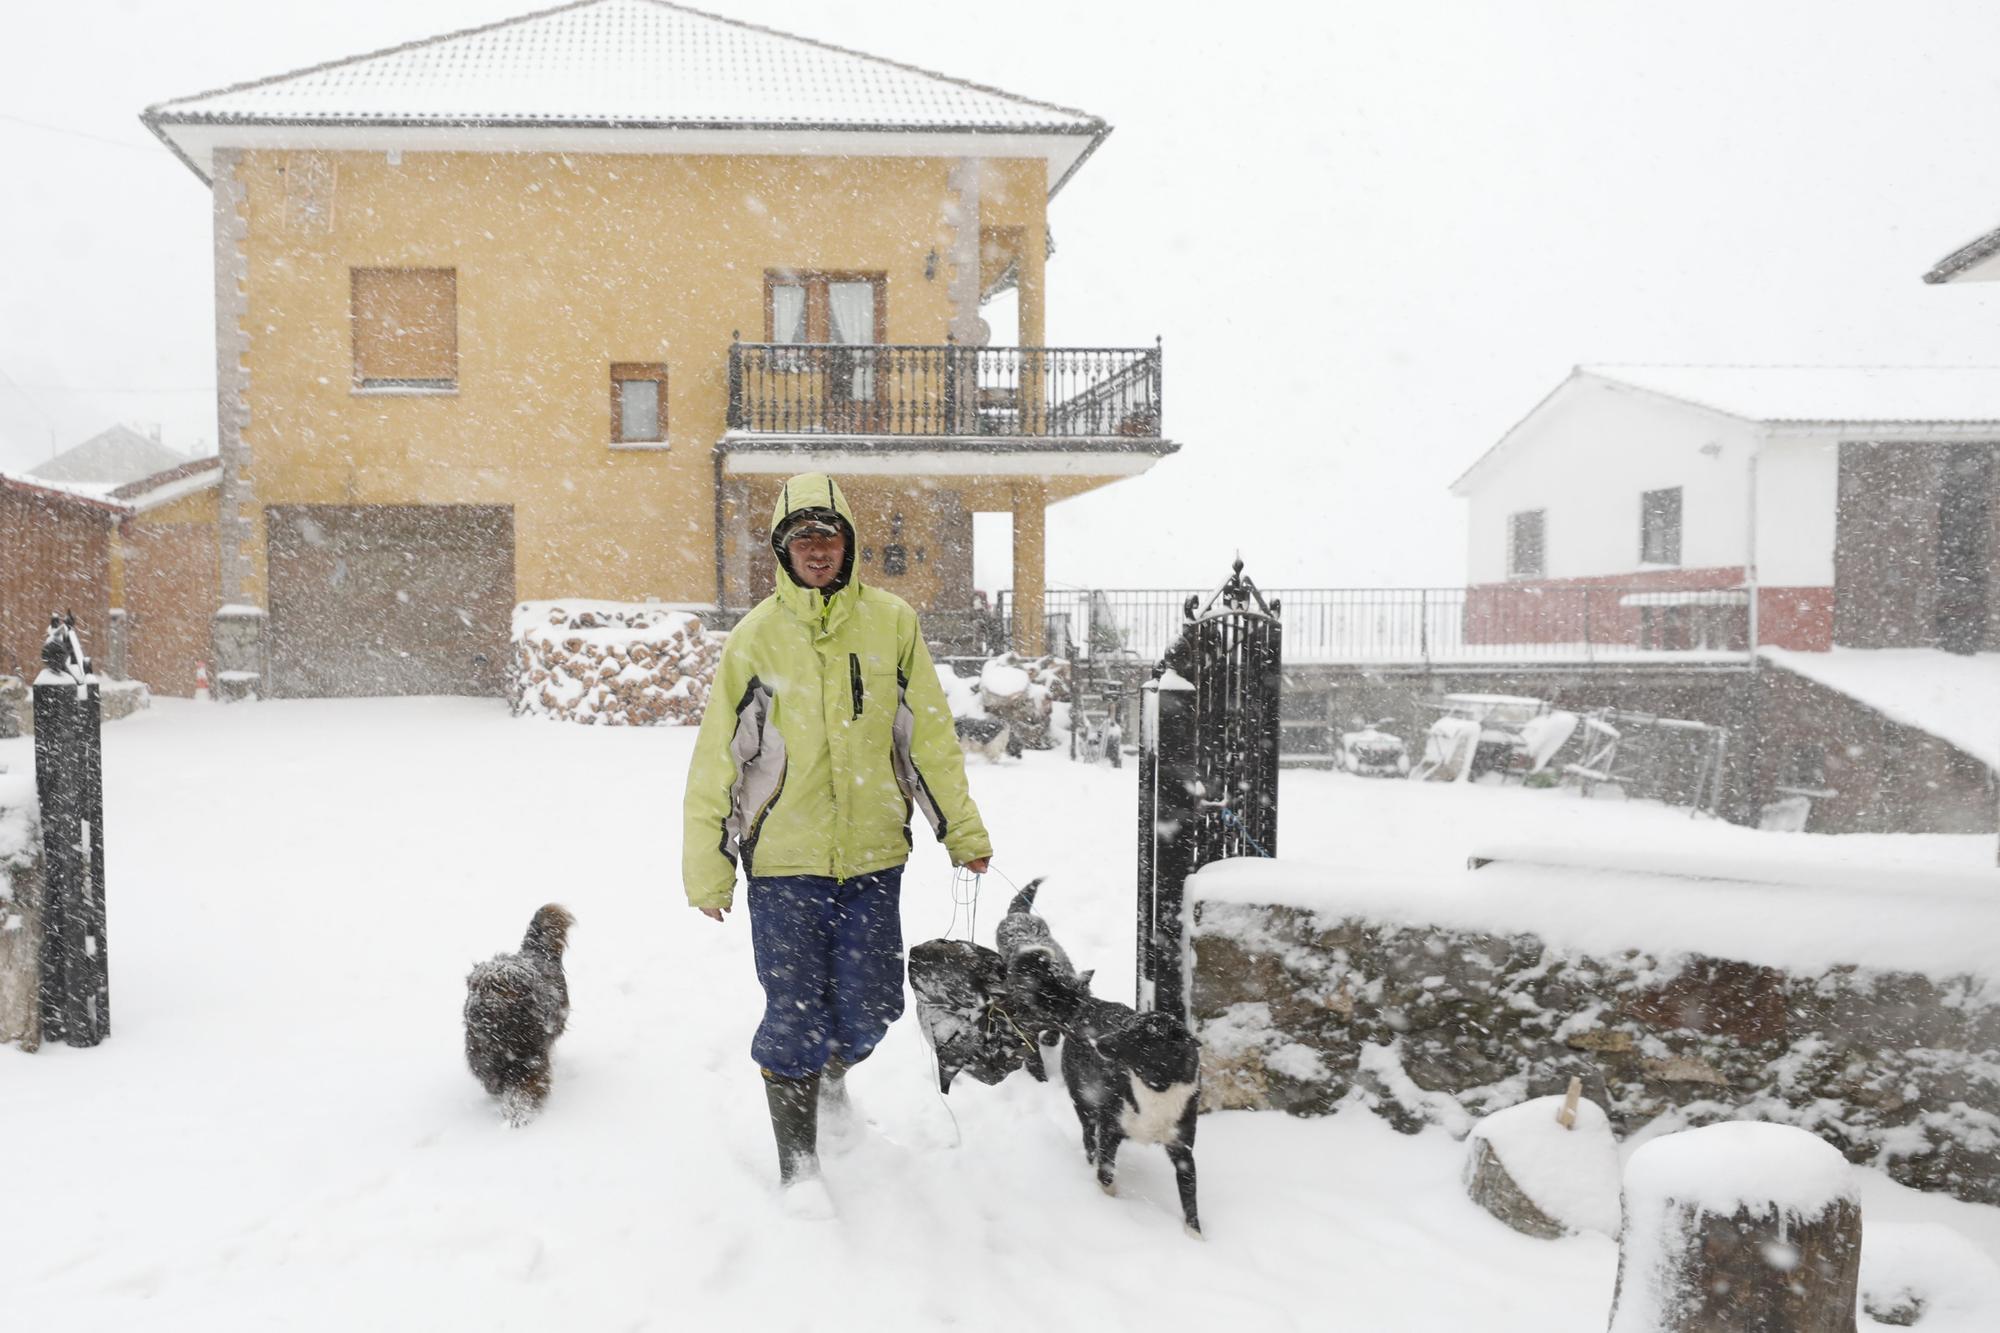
<box><xmin>943</xmin><ymin>334</ymin><xmax>960</xmax><ymax>435</ymax></box>
<box><xmin>1135</xmin><ymin>563</ymin><xmax>1282</xmax><ymax>1024</ymax></box>
<box><xmin>726</xmin><ymin>332</ymin><xmax>743</xmax><ymax>430</ymax></box>
<box><xmin>1138</xmin><ymin>667</ymin><xmax>1200</xmax><ymax>1019</ymax></box>
<box><xmin>32</xmin><ymin>613</ymin><xmax>109</xmax><ymax>1047</ymax></box>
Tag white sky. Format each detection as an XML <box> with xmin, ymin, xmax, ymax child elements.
<box><xmin>8</xmin><ymin>0</ymin><xmax>2000</xmax><ymax>589</ymax></box>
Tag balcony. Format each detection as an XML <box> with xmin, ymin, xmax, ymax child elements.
<box><xmin>726</xmin><ymin>341</ymin><xmax>1163</xmax><ymax>440</ymax></box>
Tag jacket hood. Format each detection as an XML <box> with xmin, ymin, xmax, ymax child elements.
<box><xmin>770</xmin><ymin>472</ymin><xmax>859</xmax><ymax>606</ymax></box>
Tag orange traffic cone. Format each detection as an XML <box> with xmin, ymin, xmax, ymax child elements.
<box><xmin>194</xmin><ymin>661</ymin><xmax>211</xmax><ymax>702</ymax></box>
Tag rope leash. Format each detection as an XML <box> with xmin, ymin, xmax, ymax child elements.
<box><xmin>1215</xmin><ymin>804</ymin><xmax>1273</xmax><ymax>858</ymax></box>
<box><xmin>924</xmin><ymin>862</ymin><xmax>1045</xmax><ymax>1138</ymax></box>
<box><xmin>944</xmin><ymin>864</ymin><xmax>984</xmax><ymax>942</ymax></box>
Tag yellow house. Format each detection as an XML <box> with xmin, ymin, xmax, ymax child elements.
<box><xmin>142</xmin><ymin>0</ymin><xmax>1175</xmax><ymax>697</ymax></box>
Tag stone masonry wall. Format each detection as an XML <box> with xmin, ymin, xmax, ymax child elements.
<box><xmin>1192</xmin><ymin>899</ymin><xmax>2000</xmax><ymax>1206</ymax></box>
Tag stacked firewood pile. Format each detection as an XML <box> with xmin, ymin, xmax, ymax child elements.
<box><xmin>513</xmin><ymin>603</ymin><xmax>722</xmax><ymax>726</ymax></box>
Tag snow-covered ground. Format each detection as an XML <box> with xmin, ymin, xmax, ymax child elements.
<box><xmin>3</xmin><ymin>699</ymin><xmax>1998</xmax><ymax>1331</ymax></box>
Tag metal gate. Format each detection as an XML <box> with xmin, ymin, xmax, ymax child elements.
<box><xmin>1136</xmin><ymin>561</ymin><xmax>1281</xmax><ymax>1020</ymax></box>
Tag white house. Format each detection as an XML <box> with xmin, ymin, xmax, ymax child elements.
<box><xmin>1450</xmin><ymin>365</ymin><xmax>2000</xmax><ymax>653</ymax></box>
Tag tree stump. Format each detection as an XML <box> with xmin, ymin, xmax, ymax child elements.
<box><xmin>1464</xmin><ymin>1085</ymin><xmax>1621</xmax><ymax>1239</ymax></box>
<box><xmin>1609</xmin><ymin>1122</ymin><xmax>1861</xmax><ymax>1333</ymax></box>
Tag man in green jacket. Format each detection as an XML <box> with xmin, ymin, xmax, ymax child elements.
<box><xmin>683</xmin><ymin>472</ymin><xmax>993</xmax><ymax>1209</ymax></box>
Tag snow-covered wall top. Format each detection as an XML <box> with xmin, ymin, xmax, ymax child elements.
<box><xmin>1190</xmin><ymin>841</ymin><xmax>2000</xmax><ymax>984</ymax></box>
<box><xmin>1457</xmin><ymin>374</ymin><xmax>1835</xmax><ymax>587</ymax></box>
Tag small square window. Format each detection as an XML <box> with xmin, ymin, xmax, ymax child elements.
<box><xmin>610</xmin><ymin>364</ymin><xmax>667</xmax><ymax>444</ymax></box>
<box><xmin>1508</xmin><ymin>509</ymin><xmax>1545</xmax><ymax>579</ymax></box>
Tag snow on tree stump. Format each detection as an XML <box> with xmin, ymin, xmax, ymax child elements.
<box><xmin>1609</xmin><ymin>1122</ymin><xmax>1862</xmax><ymax>1333</ymax></box>
<box><xmin>1464</xmin><ymin>1081</ymin><xmax>1621</xmax><ymax>1239</ymax></box>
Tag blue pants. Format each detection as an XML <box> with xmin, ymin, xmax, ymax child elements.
<box><xmin>746</xmin><ymin>866</ymin><xmax>906</xmax><ymax>1079</ymax></box>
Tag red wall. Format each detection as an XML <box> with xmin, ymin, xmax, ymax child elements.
<box><xmin>1466</xmin><ymin>567</ymin><xmax>1833</xmax><ymax>651</ymax></box>
<box><xmin>0</xmin><ymin>484</ymin><xmax>113</xmax><ymax>680</ymax></box>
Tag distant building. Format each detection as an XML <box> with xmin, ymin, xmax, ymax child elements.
<box><xmin>1451</xmin><ymin>365</ymin><xmax>2000</xmax><ymax>655</ymax></box>
<box><xmin>142</xmin><ymin>0</ymin><xmax>1176</xmax><ymax>698</ymax></box>
<box><xmin>1446</xmin><ymin>364</ymin><xmax>2000</xmax><ymax>834</ymax></box>
<box><xmin>0</xmin><ymin>457</ymin><xmax>220</xmax><ymax>694</ymax></box>
<box><xmin>30</xmin><ymin>424</ymin><xmax>190</xmax><ymax>488</ymax></box>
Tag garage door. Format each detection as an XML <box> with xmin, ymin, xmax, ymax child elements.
<box><xmin>267</xmin><ymin>505</ymin><xmax>514</xmax><ymax>698</ymax></box>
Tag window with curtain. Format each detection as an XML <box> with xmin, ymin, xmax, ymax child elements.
<box><xmin>763</xmin><ymin>271</ymin><xmax>883</xmax><ymax>394</ymax></box>
<box><xmin>351</xmin><ymin>267</ymin><xmax>456</xmax><ymax>390</ymax></box>
<box><xmin>610</xmin><ymin>363</ymin><xmax>667</xmax><ymax>444</ymax></box>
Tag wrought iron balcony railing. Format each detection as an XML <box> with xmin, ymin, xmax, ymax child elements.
<box><xmin>726</xmin><ymin>341</ymin><xmax>1162</xmax><ymax>439</ymax></box>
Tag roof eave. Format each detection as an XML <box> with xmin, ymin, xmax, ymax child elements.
<box><xmin>142</xmin><ymin>116</ymin><xmax>1109</xmax><ymax>195</ymax></box>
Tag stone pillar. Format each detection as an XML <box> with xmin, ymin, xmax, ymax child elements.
<box><xmin>0</xmin><ymin>789</ymin><xmax>41</xmax><ymax>1051</ymax></box>
<box><xmin>106</xmin><ymin>608</ymin><xmax>128</xmax><ymax>681</ymax></box>
<box><xmin>213</xmin><ymin>148</ymin><xmax>256</xmax><ymax>608</ymax></box>
<box><xmin>211</xmin><ymin>605</ymin><xmax>267</xmax><ymax>703</ymax></box>
<box><xmin>1011</xmin><ymin>479</ymin><xmax>1047</xmax><ymax>656</ymax></box>
<box><xmin>929</xmin><ymin>488</ymin><xmax>974</xmax><ymax>611</ymax></box>
<box><xmin>718</xmin><ymin>476</ymin><xmax>757</xmax><ymax>612</ymax></box>
<box><xmin>0</xmin><ymin>676</ymin><xmax>26</xmax><ymax>739</ymax></box>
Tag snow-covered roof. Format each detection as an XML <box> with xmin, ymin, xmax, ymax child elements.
<box><xmin>1453</xmin><ymin>365</ymin><xmax>2000</xmax><ymax>494</ymax></box>
<box><xmin>29</xmin><ymin>423</ymin><xmax>187</xmax><ymax>486</ymax></box>
<box><xmin>1584</xmin><ymin>365</ymin><xmax>2000</xmax><ymax>425</ymax></box>
<box><xmin>1</xmin><ymin>455</ymin><xmax>220</xmax><ymax>519</ymax></box>
<box><xmin>1763</xmin><ymin>646</ymin><xmax>2000</xmax><ymax>771</ymax></box>
<box><xmin>109</xmin><ymin>455</ymin><xmax>222</xmax><ymax>514</ymax></box>
<box><xmin>142</xmin><ymin>0</ymin><xmax>1109</xmax><ymax>194</ymax></box>
<box><xmin>0</xmin><ymin>469</ymin><xmax>129</xmax><ymax>515</ymax></box>
<box><xmin>1923</xmin><ymin>221</ymin><xmax>2000</xmax><ymax>284</ymax></box>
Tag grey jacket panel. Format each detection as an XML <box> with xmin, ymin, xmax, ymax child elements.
<box><xmin>724</xmin><ymin>678</ymin><xmax>787</xmax><ymax>873</ymax></box>
<box><xmin>891</xmin><ymin>674</ymin><xmax>946</xmax><ymax>843</ymax></box>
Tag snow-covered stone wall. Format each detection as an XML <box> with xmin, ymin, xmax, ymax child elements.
<box><xmin>511</xmin><ymin>602</ymin><xmax>722</xmax><ymax>726</ymax></box>
<box><xmin>1193</xmin><ymin>898</ymin><xmax>2000</xmax><ymax>1207</ymax></box>
<box><xmin>0</xmin><ymin>772</ymin><xmax>41</xmax><ymax>1050</ymax></box>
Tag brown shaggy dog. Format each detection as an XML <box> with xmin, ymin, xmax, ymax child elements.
<box><xmin>464</xmin><ymin>904</ymin><xmax>574</xmax><ymax>1125</ymax></box>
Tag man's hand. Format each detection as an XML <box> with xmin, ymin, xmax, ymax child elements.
<box><xmin>962</xmin><ymin>857</ymin><xmax>991</xmax><ymax>874</ymax></box>
<box><xmin>699</xmin><ymin>906</ymin><xmax>728</xmax><ymax>922</ymax></box>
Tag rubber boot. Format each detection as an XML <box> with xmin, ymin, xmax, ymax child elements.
<box><xmin>763</xmin><ymin>1070</ymin><xmax>822</xmax><ymax>1183</ymax></box>
<box><xmin>820</xmin><ymin>1052</ymin><xmax>863</xmax><ymax>1116</ymax></box>
<box><xmin>819</xmin><ymin>1053</ymin><xmax>864</xmax><ymax>1149</ymax></box>
<box><xmin>763</xmin><ymin>1069</ymin><xmax>833</xmax><ymax>1220</ymax></box>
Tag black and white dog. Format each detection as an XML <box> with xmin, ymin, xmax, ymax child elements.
<box><xmin>999</xmin><ymin>882</ymin><xmax>1203</xmax><ymax>1237</ymax></box>
<box><xmin>954</xmin><ymin>715</ymin><xmax>1023</xmax><ymax>762</ymax></box>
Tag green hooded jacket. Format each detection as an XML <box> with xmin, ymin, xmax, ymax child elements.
<box><xmin>681</xmin><ymin>473</ymin><xmax>993</xmax><ymax>910</ymax></box>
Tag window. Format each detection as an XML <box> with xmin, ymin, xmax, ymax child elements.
<box><xmin>610</xmin><ymin>363</ymin><xmax>667</xmax><ymax>444</ymax></box>
<box><xmin>1641</xmin><ymin>486</ymin><xmax>1682</xmax><ymax>565</ymax></box>
<box><xmin>1507</xmin><ymin>509</ymin><xmax>1545</xmax><ymax>578</ymax></box>
<box><xmin>764</xmin><ymin>270</ymin><xmax>884</xmax><ymax>398</ymax></box>
<box><xmin>351</xmin><ymin>267</ymin><xmax>456</xmax><ymax>390</ymax></box>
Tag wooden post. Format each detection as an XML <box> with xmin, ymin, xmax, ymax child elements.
<box><xmin>1556</xmin><ymin>1075</ymin><xmax>1581</xmax><ymax>1129</ymax></box>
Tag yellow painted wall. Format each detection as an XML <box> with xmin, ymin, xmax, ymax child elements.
<box><xmin>110</xmin><ymin>488</ymin><xmax>214</xmax><ymax>608</ymax></box>
<box><xmin>234</xmin><ymin>150</ymin><xmax>1063</xmax><ymax>607</ymax></box>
